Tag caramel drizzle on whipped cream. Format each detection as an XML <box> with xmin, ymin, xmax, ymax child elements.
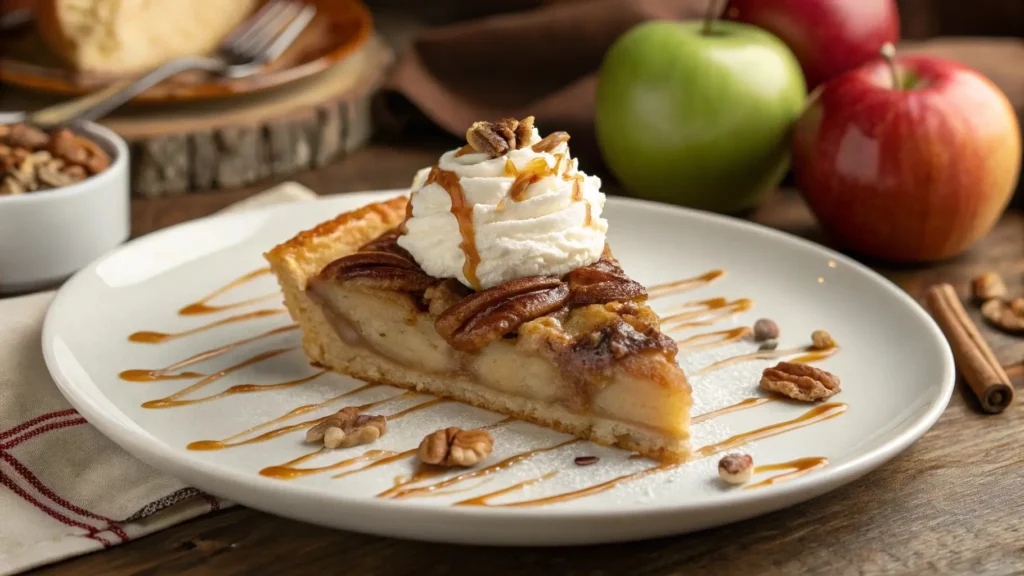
<box><xmin>425</xmin><ymin>166</ymin><xmax>483</xmax><ymax>290</ymax></box>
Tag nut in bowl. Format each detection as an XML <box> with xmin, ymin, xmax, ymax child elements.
<box><xmin>0</xmin><ymin>113</ymin><xmax>129</xmax><ymax>293</ymax></box>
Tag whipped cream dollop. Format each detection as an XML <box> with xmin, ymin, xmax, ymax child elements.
<box><xmin>397</xmin><ymin>127</ymin><xmax>608</xmax><ymax>290</ymax></box>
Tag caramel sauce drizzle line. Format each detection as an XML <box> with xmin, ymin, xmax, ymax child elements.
<box><xmin>177</xmin><ymin>267</ymin><xmax>276</xmax><ymax>316</ymax></box>
<box><xmin>330</xmin><ymin>417</ymin><xmax>514</xmax><ymax>481</ymax></box>
<box><xmin>380</xmin><ymin>439</ymin><xmax>581</xmax><ymax>500</ymax></box>
<box><xmin>185</xmin><ymin>383</ymin><xmax>382</xmax><ymax>451</ymax></box>
<box><xmin>257</xmin><ymin>398</ymin><xmax>452</xmax><ymax>478</ymax></box>
<box><xmin>119</xmin><ymin>324</ymin><xmax>299</xmax><ymax>382</ymax></box>
<box><xmin>429</xmin><ymin>167</ymin><xmax>482</xmax><ymax>290</ymax></box>
<box><xmin>386</xmin><ymin>397</ymin><xmax>774</xmax><ymax>502</ymax></box>
<box><xmin>648</xmin><ymin>270</ymin><xmax>725</xmax><ymax>299</ymax></box>
<box><xmin>142</xmin><ymin>347</ymin><xmax>298</xmax><ymax>409</ymax></box>
<box><xmin>260</xmin><ymin>450</ymin><xmax>398</xmax><ymax>480</ymax></box>
<box><xmin>474</xmin><ymin>403</ymin><xmax>847</xmax><ymax>508</ymax></box>
<box><xmin>695</xmin><ymin>345</ymin><xmax>839</xmax><ymax>377</ymax></box>
<box><xmin>676</xmin><ymin>326</ymin><xmax>752</xmax><ymax>351</ymax></box>
<box><xmin>454</xmin><ymin>472</ymin><xmax>559</xmax><ymax>507</ymax></box>
<box><xmin>128</xmin><ymin>309</ymin><xmax>287</xmax><ymax>344</ymax></box>
<box><xmin>745</xmin><ymin>457</ymin><xmax>829</xmax><ymax>490</ymax></box>
<box><xmin>143</xmin><ymin>370</ymin><xmax>327</xmax><ymax>409</ymax></box>
<box><xmin>661</xmin><ymin>298</ymin><xmax>753</xmax><ymax>331</ymax></box>
<box><xmin>691</xmin><ymin>397</ymin><xmax>777</xmax><ymax>424</ymax></box>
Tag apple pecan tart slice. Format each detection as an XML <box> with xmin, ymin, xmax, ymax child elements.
<box><xmin>266</xmin><ymin>196</ymin><xmax>692</xmax><ymax>461</ymax></box>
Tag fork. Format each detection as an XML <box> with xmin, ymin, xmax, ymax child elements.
<box><xmin>28</xmin><ymin>0</ymin><xmax>316</xmax><ymax>129</ymax></box>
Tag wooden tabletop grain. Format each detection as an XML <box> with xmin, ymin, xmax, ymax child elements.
<box><xmin>32</xmin><ymin>137</ymin><xmax>1024</xmax><ymax>576</ymax></box>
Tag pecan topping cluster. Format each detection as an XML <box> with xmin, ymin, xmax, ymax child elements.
<box><xmin>0</xmin><ymin>123</ymin><xmax>111</xmax><ymax>195</ymax></box>
<box><xmin>417</xmin><ymin>427</ymin><xmax>494</xmax><ymax>467</ymax></box>
<box><xmin>321</xmin><ymin>233</ymin><xmax>653</xmax><ymax>353</ymax></box>
<box><xmin>305</xmin><ymin>407</ymin><xmax>387</xmax><ymax>449</ymax></box>
<box><xmin>465</xmin><ymin>116</ymin><xmax>535</xmax><ymax>157</ymax></box>
<box><xmin>566</xmin><ymin>254</ymin><xmax>646</xmax><ymax>307</ymax></box>
<box><xmin>436</xmin><ymin>276</ymin><xmax>569</xmax><ymax>352</ymax></box>
<box><xmin>317</xmin><ymin>231</ymin><xmax>435</xmax><ymax>292</ymax></box>
<box><xmin>561</xmin><ymin>320</ymin><xmax>677</xmax><ymax>381</ymax></box>
<box><xmin>760</xmin><ymin>362</ymin><xmax>841</xmax><ymax>402</ymax></box>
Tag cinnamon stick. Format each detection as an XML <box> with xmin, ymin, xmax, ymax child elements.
<box><xmin>926</xmin><ymin>283</ymin><xmax>1014</xmax><ymax>413</ymax></box>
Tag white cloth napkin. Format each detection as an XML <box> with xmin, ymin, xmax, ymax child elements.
<box><xmin>0</xmin><ymin>182</ymin><xmax>318</xmax><ymax>575</ymax></box>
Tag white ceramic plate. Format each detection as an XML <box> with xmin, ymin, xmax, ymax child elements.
<box><xmin>43</xmin><ymin>190</ymin><xmax>954</xmax><ymax>545</ymax></box>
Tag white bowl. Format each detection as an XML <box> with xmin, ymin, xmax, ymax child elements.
<box><xmin>0</xmin><ymin>113</ymin><xmax>130</xmax><ymax>294</ymax></box>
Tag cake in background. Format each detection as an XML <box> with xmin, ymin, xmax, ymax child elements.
<box><xmin>34</xmin><ymin>0</ymin><xmax>259</xmax><ymax>74</ymax></box>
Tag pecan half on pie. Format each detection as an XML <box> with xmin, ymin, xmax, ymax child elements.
<box><xmin>266</xmin><ymin>119</ymin><xmax>692</xmax><ymax>461</ymax></box>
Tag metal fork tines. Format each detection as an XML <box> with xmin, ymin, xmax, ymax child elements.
<box><xmin>29</xmin><ymin>0</ymin><xmax>317</xmax><ymax>129</ymax></box>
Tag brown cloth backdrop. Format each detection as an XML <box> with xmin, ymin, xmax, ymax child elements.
<box><xmin>382</xmin><ymin>0</ymin><xmax>706</xmax><ymax>170</ymax></box>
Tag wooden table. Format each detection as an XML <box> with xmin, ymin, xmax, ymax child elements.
<box><xmin>33</xmin><ymin>137</ymin><xmax>1024</xmax><ymax>575</ymax></box>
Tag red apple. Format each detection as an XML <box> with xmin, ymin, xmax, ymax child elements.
<box><xmin>792</xmin><ymin>49</ymin><xmax>1022</xmax><ymax>262</ymax></box>
<box><xmin>724</xmin><ymin>0</ymin><xmax>900</xmax><ymax>89</ymax></box>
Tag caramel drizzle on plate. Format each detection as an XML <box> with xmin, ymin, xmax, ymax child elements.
<box><xmin>691</xmin><ymin>397</ymin><xmax>777</xmax><ymax>424</ymax></box>
<box><xmin>661</xmin><ymin>297</ymin><xmax>753</xmax><ymax>331</ymax></box>
<box><xmin>676</xmin><ymin>326</ymin><xmax>752</xmax><ymax>350</ymax></box>
<box><xmin>381</xmin><ymin>439</ymin><xmax>580</xmax><ymax>500</ymax></box>
<box><xmin>120</xmin><ymin>325</ymin><xmax>299</xmax><ymax>382</ymax></box>
<box><xmin>746</xmin><ymin>457</ymin><xmax>829</xmax><ymax>490</ymax></box>
<box><xmin>454</xmin><ymin>472</ymin><xmax>559</xmax><ymax>507</ymax></box>
<box><xmin>128</xmin><ymin>309</ymin><xmax>286</xmax><ymax>343</ymax></box>
<box><xmin>177</xmin><ymin>267</ymin><xmax>277</xmax><ymax>315</ymax></box>
<box><xmin>695</xmin><ymin>345</ymin><xmax>839</xmax><ymax>376</ymax></box>
<box><xmin>141</xmin><ymin>348</ymin><xmax>299</xmax><ymax>409</ymax></box>
<box><xmin>460</xmin><ymin>403</ymin><xmax>846</xmax><ymax>508</ymax></box>
<box><xmin>186</xmin><ymin>385</ymin><xmax>388</xmax><ymax>451</ymax></box>
<box><xmin>256</xmin><ymin>399</ymin><xmax>449</xmax><ymax>478</ymax></box>
<box><xmin>648</xmin><ymin>269</ymin><xmax>725</xmax><ymax>299</ymax></box>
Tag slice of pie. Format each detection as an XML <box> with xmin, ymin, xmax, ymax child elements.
<box><xmin>266</xmin><ymin>119</ymin><xmax>692</xmax><ymax>461</ymax></box>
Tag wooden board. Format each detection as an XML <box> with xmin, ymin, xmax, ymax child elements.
<box><xmin>0</xmin><ymin>35</ymin><xmax>393</xmax><ymax>197</ymax></box>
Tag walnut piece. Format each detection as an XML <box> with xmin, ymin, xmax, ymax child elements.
<box><xmin>417</xmin><ymin>427</ymin><xmax>494</xmax><ymax>467</ymax></box>
<box><xmin>760</xmin><ymin>361</ymin><xmax>841</xmax><ymax>402</ymax></box>
<box><xmin>972</xmin><ymin>272</ymin><xmax>1007</xmax><ymax>301</ymax></box>
<box><xmin>305</xmin><ymin>406</ymin><xmax>387</xmax><ymax>449</ymax></box>
<box><xmin>718</xmin><ymin>453</ymin><xmax>753</xmax><ymax>485</ymax></box>
<box><xmin>752</xmin><ymin>318</ymin><xmax>779</xmax><ymax>342</ymax></box>
<box><xmin>1011</xmin><ymin>297</ymin><xmax>1024</xmax><ymax>317</ymax></box>
<box><xmin>810</xmin><ymin>329</ymin><xmax>835</xmax><ymax>349</ymax></box>
<box><xmin>981</xmin><ymin>298</ymin><xmax>1024</xmax><ymax>334</ymax></box>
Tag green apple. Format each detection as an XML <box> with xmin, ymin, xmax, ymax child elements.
<box><xmin>596</xmin><ymin>19</ymin><xmax>805</xmax><ymax>213</ymax></box>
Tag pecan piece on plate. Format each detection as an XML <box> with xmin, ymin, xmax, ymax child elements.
<box><xmin>981</xmin><ymin>298</ymin><xmax>1024</xmax><ymax>334</ymax></box>
<box><xmin>760</xmin><ymin>361</ymin><xmax>841</xmax><ymax>402</ymax></box>
<box><xmin>718</xmin><ymin>453</ymin><xmax>753</xmax><ymax>485</ymax></box>
<box><xmin>417</xmin><ymin>427</ymin><xmax>494</xmax><ymax>467</ymax></box>
<box><xmin>436</xmin><ymin>276</ymin><xmax>570</xmax><ymax>351</ymax></box>
<box><xmin>305</xmin><ymin>407</ymin><xmax>387</xmax><ymax>449</ymax></box>
<box><xmin>972</xmin><ymin>272</ymin><xmax>1007</xmax><ymax>301</ymax></box>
